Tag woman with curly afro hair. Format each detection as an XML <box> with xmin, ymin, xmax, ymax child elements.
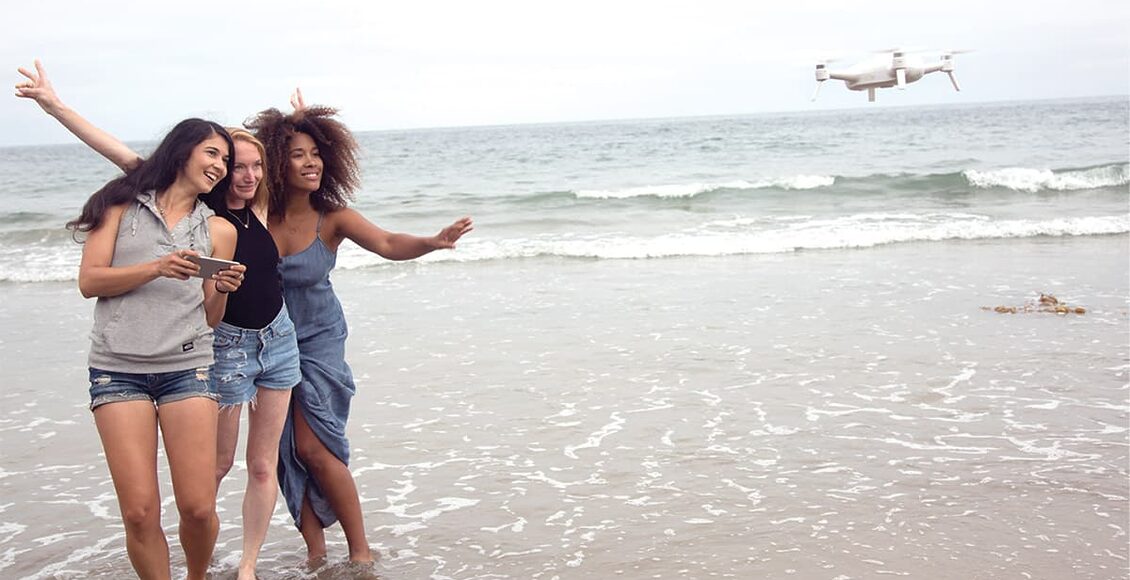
<box><xmin>247</xmin><ymin>105</ymin><xmax>472</xmax><ymax>563</ymax></box>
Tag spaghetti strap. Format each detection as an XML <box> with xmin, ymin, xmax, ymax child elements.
<box><xmin>315</xmin><ymin>212</ymin><xmax>325</xmax><ymax>233</ymax></box>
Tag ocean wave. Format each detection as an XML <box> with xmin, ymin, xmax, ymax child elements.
<box><xmin>330</xmin><ymin>214</ymin><xmax>1128</xmax><ymax>266</ymax></box>
<box><xmin>963</xmin><ymin>164</ymin><xmax>1129</xmax><ymax>192</ymax></box>
<box><xmin>565</xmin><ymin>163</ymin><xmax>1127</xmax><ymax>201</ymax></box>
<box><xmin>574</xmin><ymin>175</ymin><xmax>835</xmax><ymax>199</ymax></box>
<box><xmin>5</xmin><ymin>214</ymin><xmax>1127</xmax><ymax>282</ymax></box>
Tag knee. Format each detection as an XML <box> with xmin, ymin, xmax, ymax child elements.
<box><xmin>215</xmin><ymin>457</ymin><xmax>235</xmax><ymax>482</ymax></box>
<box><xmin>295</xmin><ymin>437</ymin><xmax>331</xmax><ymax>470</ymax></box>
<box><xmin>176</xmin><ymin>498</ymin><xmax>216</xmax><ymax>527</ymax></box>
<box><xmin>247</xmin><ymin>455</ymin><xmax>277</xmax><ymax>486</ymax></box>
<box><xmin>121</xmin><ymin>502</ymin><xmax>161</xmax><ymax>533</ymax></box>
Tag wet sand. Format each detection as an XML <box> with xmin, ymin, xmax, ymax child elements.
<box><xmin>1</xmin><ymin>234</ymin><xmax>1127</xmax><ymax>579</ymax></box>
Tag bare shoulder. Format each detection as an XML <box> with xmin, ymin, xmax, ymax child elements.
<box><xmin>209</xmin><ymin>214</ymin><xmax>237</xmax><ymax>234</ymax></box>
<box><xmin>208</xmin><ymin>215</ymin><xmax>238</xmax><ymax>243</ymax></box>
<box><xmin>325</xmin><ymin>206</ymin><xmax>364</xmax><ymax>224</ymax></box>
<box><xmin>92</xmin><ymin>203</ymin><xmax>129</xmax><ymax>234</ymax></box>
<box><xmin>324</xmin><ymin>206</ymin><xmax>372</xmax><ymax>235</ymax></box>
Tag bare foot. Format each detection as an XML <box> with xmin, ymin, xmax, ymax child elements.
<box><xmin>305</xmin><ymin>552</ymin><xmax>327</xmax><ymax>572</ymax></box>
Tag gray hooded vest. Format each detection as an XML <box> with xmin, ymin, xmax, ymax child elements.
<box><xmin>88</xmin><ymin>191</ymin><xmax>215</xmax><ymax>373</ymax></box>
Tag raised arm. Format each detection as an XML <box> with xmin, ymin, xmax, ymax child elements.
<box><xmin>15</xmin><ymin>60</ymin><xmax>143</xmax><ymax>172</ymax></box>
<box><xmin>330</xmin><ymin>208</ymin><xmax>473</xmax><ymax>261</ymax></box>
<box><xmin>290</xmin><ymin>87</ymin><xmax>307</xmax><ymax>112</ymax></box>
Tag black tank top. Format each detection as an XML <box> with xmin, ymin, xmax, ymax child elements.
<box><xmin>220</xmin><ymin>207</ymin><xmax>285</xmax><ymax>329</ymax></box>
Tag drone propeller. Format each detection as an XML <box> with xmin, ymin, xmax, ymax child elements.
<box><xmin>872</xmin><ymin>46</ymin><xmax>928</xmax><ymax>55</ymax></box>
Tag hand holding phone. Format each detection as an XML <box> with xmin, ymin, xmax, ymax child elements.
<box><xmin>185</xmin><ymin>254</ymin><xmax>241</xmax><ymax>279</ymax></box>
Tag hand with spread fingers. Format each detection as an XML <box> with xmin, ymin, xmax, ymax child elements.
<box><xmin>214</xmin><ymin>263</ymin><xmax>247</xmax><ymax>294</ymax></box>
<box><xmin>14</xmin><ymin>59</ymin><xmax>63</xmax><ymax>114</ymax></box>
<box><xmin>290</xmin><ymin>87</ymin><xmax>307</xmax><ymax>112</ymax></box>
<box><xmin>432</xmin><ymin>216</ymin><xmax>474</xmax><ymax>249</ymax></box>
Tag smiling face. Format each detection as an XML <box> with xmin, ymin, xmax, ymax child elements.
<box><xmin>178</xmin><ymin>133</ymin><xmax>230</xmax><ymax>194</ymax></box>
<box><xmin>285</xmin><ymin>132</ymin><xmax>323</xmax><ymax>195</ymax></box>
<box><xmin>228</xmin><ymin>139</ymin><xmax>263</xmax><ymax>206</ymax></box>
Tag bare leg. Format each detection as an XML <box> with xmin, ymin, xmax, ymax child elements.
<box><xmin>158</xmin><ymin>397</ymin><xmax>219</xmax><ymax>580</ymax></box>
<box><xmin>292</xmin><ymin>405</ymin><xmax>372</xmax><ymax>562</ymax></box>
<box><xmin>236</xmin><ymin>387</ymin><xmax>291</xmax><ymax>580</ymax></box>
<box><xmin>299</xmin><ymin>494</ymin><xmax>327</xmax><ymax>564</ymax></box>
<box><xmin>94</xmin><ymin>401</ymin><xmax>170</xmax><ymax>580</ymax></box>
<box><xmin>215</xmin><ymin>403</ymin><xmax>243</xmax><ymax>488</ymax></box>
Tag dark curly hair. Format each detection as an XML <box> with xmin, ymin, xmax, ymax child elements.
<box><xmin>245</xmin><ymin>106</ymin><xmax>360</xmax><ymax>219</ymax></box>
<box><xmin>67</xmin><ymin>118</ymin><xmax>234</xmax><ymax>233</ymax></box>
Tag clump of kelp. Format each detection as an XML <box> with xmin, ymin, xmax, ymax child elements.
<box><xmin>983</xmin><ymin>293</ymin><xmax>1086</xmax><ymax>315</ymax></box>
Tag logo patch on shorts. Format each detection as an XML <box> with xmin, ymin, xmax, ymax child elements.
<box><xmin>182</xmin><ymin>341</ymin><xmax>194</xmax><ymax>352</ymax></box>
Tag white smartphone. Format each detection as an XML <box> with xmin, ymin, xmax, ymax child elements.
<box><xmin>185</xmin><ymin>254</ymin><xmax>240</xmax><ymax>279</ymax></box>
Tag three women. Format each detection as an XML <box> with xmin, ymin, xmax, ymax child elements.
<box><xmin>16</xmin><ymin>60</ymin><xmax>473</xmax><ymax>575</ymax></box>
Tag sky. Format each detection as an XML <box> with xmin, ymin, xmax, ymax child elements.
<box><xmin>2</xmin><ymin>0</ymin><xmax>1127</xmax><ymax>147</ymax></box>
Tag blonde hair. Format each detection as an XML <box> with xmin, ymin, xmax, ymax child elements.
<box><xmin>225</xmin><ymin>127</ymin><xmax>270</xmax><ymax>217</ymax></box>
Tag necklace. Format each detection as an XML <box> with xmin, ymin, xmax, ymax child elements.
<box><xmin>153</xmin><ymin>195</ymin><xmax>196</xmax><ymax>249</ymax></box>
<box><xmin>226</xmin><ymin>207</ymin><xmax>251</xmax><ymax>229</ymax></box>
<box><xmin>156</xmin><ymin>197</ymin><xmax>170</xmax><ymax>224</ymax></box>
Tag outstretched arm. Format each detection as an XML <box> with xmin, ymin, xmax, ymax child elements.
<box><xmin>332</xmin><ymin>209</ymin><xmax>473</xmax><ymax>261</ymax></box>
<box><xmin>15</xmin><ymin>59</ymin><xmax>142</xmax><ymax>172</ymax></box>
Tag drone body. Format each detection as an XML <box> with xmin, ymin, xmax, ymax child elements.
<box><xmin>813</xmin><ymin>50</ymin><xmax>966</xmax><ymax>102</ymax></box>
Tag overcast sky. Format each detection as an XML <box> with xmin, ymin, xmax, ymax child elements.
<box><xmin>2</xmin><ymin>0</ymin><xmax>1127</xmax><ymax>147</ymax></box>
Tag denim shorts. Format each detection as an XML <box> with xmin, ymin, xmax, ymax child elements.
<box><xmin>213</xmin><ymin>306</ymin><xmax>301</xmax><ymax>406</ymax></box>
<box><xmin>88</xmin><ymin>366</ymin><xmax>217</xmax><ymax>410</ymax></box>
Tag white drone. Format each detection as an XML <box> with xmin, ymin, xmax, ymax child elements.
<box><xmin>811</xmin><ymin>49</ymin><xmax>970</xmax><ymax>102</ymax></box>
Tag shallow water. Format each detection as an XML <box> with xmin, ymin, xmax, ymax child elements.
<box><xmin>2</xmin><ymin>234</ymin><xmax>1126</xmax><ymax>579</ymax></box>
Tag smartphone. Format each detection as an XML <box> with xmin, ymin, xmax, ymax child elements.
<box><xmin>185</xmin><ymin>254</ymin><xmax>240</xmax><ymax>279</ymax></box>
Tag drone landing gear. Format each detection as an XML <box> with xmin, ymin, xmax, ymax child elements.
<box><xmin>868</xmin><ymin>87</ymin><xmax>876</xmax><ymax>102</ymax></box>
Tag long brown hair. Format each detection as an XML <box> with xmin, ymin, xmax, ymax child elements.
<box><xmin>68</xmin><ymin>118</ymin><xmax>234</xmax><ymax>234</ymax></box>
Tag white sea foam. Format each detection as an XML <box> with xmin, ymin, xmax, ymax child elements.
<box><xmin>964</xmin><ymin>164</ymin><xmax>1129</xmax><ymax>192</ymax></box>
<box><xmin>334</xmin><ymin>213</ymin><xmax>1128</xmax><ymax>265</ymax></box>
<box><xmin>3</xmin><ymin>198</ymin><xmax>1126</xmax><ymax>283</ymax></box>
<box><xmin>0</xmin><ymin>208</ymin><xmax>1067</xmax><ymax>280</ymax></box>
<box><xmin>574</xmin><ymin>175</ymin><xmax>835</xmax><ymax>198</ymax></box>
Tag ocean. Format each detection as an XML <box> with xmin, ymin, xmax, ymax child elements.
<box><xmin>1</xmin><ymin>96</ymin><xmax>1127</xmax><ymax>579</ymax></box>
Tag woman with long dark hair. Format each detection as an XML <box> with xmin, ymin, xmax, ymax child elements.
<box><xmin>17</xmin><ymin>61</ymin><xmax>298</xmax><ymax>580</ymax></box>
<box><xmin>71</xmin><ymin>117</ymin><xmax>245</xmax><ymax>580</ymax></box>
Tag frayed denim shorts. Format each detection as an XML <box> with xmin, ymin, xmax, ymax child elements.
<box><xmin>88</xmin><ymin>366</ymin><xmax>217</xmax><ymax>410</ymax></box>
<box><xmin>213</xmin><ymin>305</ymin><xmax>301</xmax><ymax>406</ymax></box>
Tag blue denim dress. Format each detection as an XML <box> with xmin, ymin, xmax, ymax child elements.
<box><xmin>277</xmin><ymin>215</ymin><xmax>356</xmax><ymax>529</ymax></box>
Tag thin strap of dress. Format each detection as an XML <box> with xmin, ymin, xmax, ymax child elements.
<box><xmin>316</xmin><ymin>211</ymin><xmax>325</xmax><ymax>233</ymax></box>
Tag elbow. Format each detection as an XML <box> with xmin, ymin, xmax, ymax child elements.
<box><xmin>77</xmin><ymin>277</ymin><xmax>98</xmax><ymax>299</ymax></box>
<box><xmin>119</xmin><ymin>155</ymin><xmax>143</xmax><ymax>173</ymax></box>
